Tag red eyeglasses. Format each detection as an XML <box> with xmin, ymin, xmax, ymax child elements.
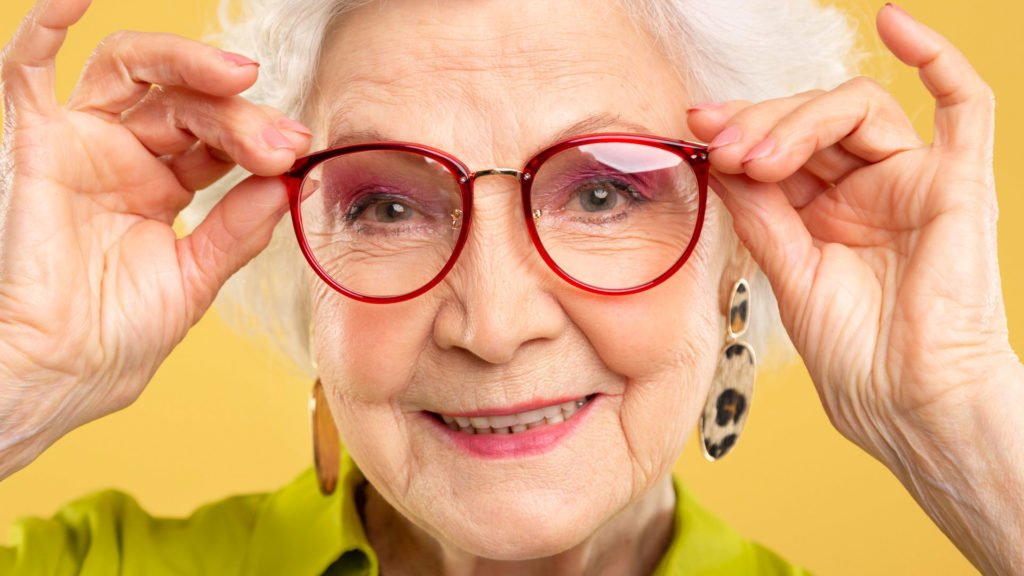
<box><xmin>283</xmin><ymin>133</ymin><xmax>709</xmax><ymax>303</ymax></box>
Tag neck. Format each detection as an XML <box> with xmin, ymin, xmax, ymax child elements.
<box><xmin>363</xmin><ymin>474</ymin><xmax>676</xmax><ymax>576</ymax></box>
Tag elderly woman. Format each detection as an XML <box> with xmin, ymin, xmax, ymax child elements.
<box><xmin>0</xmin><ymin>0</ymin><xmax>1020</xmax><ymax>573</ymax></box>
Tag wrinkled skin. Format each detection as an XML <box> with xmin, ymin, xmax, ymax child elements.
<box><xmin>307</xmin><ymin>1</ymin><xmax>727</xmax><ymax>570</ymax></box>
<box><xmin>0</xmin><ymin>0</ymin><xmax>1021</xmax><ymax>574</ymax></box>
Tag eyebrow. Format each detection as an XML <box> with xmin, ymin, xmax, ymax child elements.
<box><xmin>325</xmin><ymin>113</ymin><xmax>657</xmax><ymax>153</ymax></box>
<box><xmin>549</xmin><ymin>113</ymin><xmax>654</xmax><ymax>143</ymax></box>
<box><xmin>326</xmin><ymin>128</ymin><xmax>392</xmax><ymax>149</ymax></box>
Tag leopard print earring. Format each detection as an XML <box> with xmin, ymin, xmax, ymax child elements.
<box><xmin>699</xmin><ymin>279</ymin><xmax>756</xmax><ymax>461</ymax></box>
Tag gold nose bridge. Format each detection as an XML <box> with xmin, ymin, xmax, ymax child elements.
<box><xmin>469</xmin><ymin>168</ymin><xmax>526</xmax><ymax>182</ymax></box>
<box><xmin>452</xmin><ymin>168</ymin><xmax>535</xmax><ymax>230</ymax></box>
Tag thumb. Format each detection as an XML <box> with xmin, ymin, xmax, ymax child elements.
<box><xmin>711</xmin><ymin>173</ymin><xmax>819</xmax><ymax>328</ymax></box>
<box><xmin>175</xmin><ymin>175</ymin><xmax>290</xmax><ymax>321</ymax></box>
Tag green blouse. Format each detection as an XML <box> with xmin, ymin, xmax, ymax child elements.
<box><xmin>1</xmin><ymin>452</ymin><xmax>807</xmax><ymax>575</ymax></box>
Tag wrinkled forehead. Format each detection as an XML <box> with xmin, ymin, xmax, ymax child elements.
<box><xmin>310</xmin><ymin>0</ymin><xmax>691</xmax><ymax>167</ymax></box>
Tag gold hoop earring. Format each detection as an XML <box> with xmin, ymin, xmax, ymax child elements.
<box><xmin>699</xmin><ymin>279</ymin><xmax>756</xmax><ymax>462</ymax></box>
<box><xmin>311</xmin><ymin>379</ymin><xmax>340</xmax><ymax>495</ymax></box>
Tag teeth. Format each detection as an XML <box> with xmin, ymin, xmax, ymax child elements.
<box><xmin>488</xmin><ymin>414</ymin><xmax>518</xmax><ymax>429</ymax></box>
<box><xmin>438</xmin><ymin>396</ymin><xmax>592</xmax><ymax>436</ymax></box>
<box><xmin>517</xmin><ymin>408</ymin><xmax>545</xmax><ymax>425</ymax></box>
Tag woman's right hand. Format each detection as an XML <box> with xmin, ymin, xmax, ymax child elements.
<box><xmin>0</xmin><ymin>0</ymin><xmax>310</xmax><ymax>478</ymax></box>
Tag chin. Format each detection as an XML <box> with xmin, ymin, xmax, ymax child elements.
<box><xmin>423</xmin><ymin>478</ymin><xmax>620</xmax><ymax>561</ymax></box>
<box><xmin>440</xmin><ymin>508</ymin><xmax>603</xmax><ymax>561</ymax></box>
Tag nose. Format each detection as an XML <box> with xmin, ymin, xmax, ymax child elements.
<box><xmin>432</xmin><ymin>171</ymin><xmax>565</xmax><ymax>364</ymax></box>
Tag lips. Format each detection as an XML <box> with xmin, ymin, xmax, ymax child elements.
<box><xmin>431</xmin><ymin>395</ymin><xmax>596</xmax><ymax>435</ymax></box>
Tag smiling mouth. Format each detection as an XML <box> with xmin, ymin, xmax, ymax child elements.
<box><xmin>431</xmin><ymin>395</ymin><xmax>596</xmax><ymax>435</ymax></box>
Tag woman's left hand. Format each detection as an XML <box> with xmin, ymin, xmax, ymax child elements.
<box><xmin>688</xmin><ymin>5</ymin><xmax>1023</xmax><ymax>574</ymax></box>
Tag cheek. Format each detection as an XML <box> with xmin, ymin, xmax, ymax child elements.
<box><xmin>563</xmin><ymin>239</ymin><xmax>720</xmax><ymax>381</ymax></box>
<box><xmin>559</xmin><ymin>224</ymin><xmax>723</xmax><ymax>469</ymax></box>
<box><xmin>312</xmin><ymin>283</ymin><xmax>444</xmax><ymax>495</ymax></box>
<box><xmin>313</xmin><ymin>283</ymin><xmax>436</xmax><ymax>403</ymax></box>
<box><xmin>313</xmin><ymin>283</ymin><xmax>432</xmax><ymax>442</ymax></box>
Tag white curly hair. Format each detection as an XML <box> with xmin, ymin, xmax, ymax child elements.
<box><xmin>184</xmin><ymin>0</ymin><xmax>859</xmax><ymax>375</ymax></box>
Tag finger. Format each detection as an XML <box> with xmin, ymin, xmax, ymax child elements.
<box><xmin>690</xmin><ymin>98</ymin><xmax>871</xmax><ymax>187</ymax></box>
<box><xmin>877</xmin><ymin>4</ymin><xmax>994</xmax><ymax>154</ymax></box>
<box><xmin>688</xmin><ymin>92</ymin><xmax>820</xmax><ymax>173</ymax></box>
<box><xmin>738</xmin><ymin>76</ymin><xmax>922</xmax><ymax>183</ymax></box>
<box><xmin>66</xmin><ymin>31</ymin><xmax>260</xmax><ymax>117</ymax></box>
<box><xmin>711</xmin><ymin>173</ymin><xmax>818</xmax><ymax>311</ymax></box>
<box><xmin>119</xmin><ymin>86</ymin><xmax>198</xmax><ymax>156</ymax></box>
<box><xmin>686</xmin><ymin>100</ymin><xmax>752</xmax><ymax>142</ymax></box>
<box><xmin>163</xmin><ymin>142</ymin><xmax>236</xmax><ymax>193</ymax></box>
<box><xmin>0</xmin><ymin>0</ymin><xmax>92</xmax><ymax>114</ymax></box>
<box><xmin>122</xmin><ymin>87</ymin><xmax>312</xmax><ymax>175</ymax></box>
<box><xmin>777</xmin><ymin>169</ymin><xmax>832</xmax><ymax>209</ymax></box>
<box><xmin>176</xmin><ymin>175</ymin><xmax>290</xmax><ymax>322</ymax></box>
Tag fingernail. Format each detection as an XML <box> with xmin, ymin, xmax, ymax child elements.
<box><xmin>708</xmin><ymin>125</ymin><xmax>741</xmax><ymax>151</ymax></box>
<box><xmin>262</xmin><ymin>127</ymin><xmax>296</xmax><ymax>150</ymax></box>
<box><xmin>885</xmin><ymin>3</ymin><xmax>912</xmax><ymax>19</ymax></box>
<box><xmin>742</xmin><ymin>137</ymin><xmax>776</xmax><ymax>164</ymax></box>
<box><xmin>687</xmin><ymin>102</ymin><xmax>725</xmax><ymax>113</ymax></box>
<box><xmin>277</xmin><ymin>118</ymin><xmax>313</xmax><ymax>137</ymax></box>
<box><xmin>221</xmin><ymin>50</ymin><xmax>259</xmax><ymax>67</ymax></box>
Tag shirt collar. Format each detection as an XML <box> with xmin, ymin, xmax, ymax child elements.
<box><xmin>242</xmin><ymin>447</ymin><xmax>378</xmax><ymax>576</ymax></box>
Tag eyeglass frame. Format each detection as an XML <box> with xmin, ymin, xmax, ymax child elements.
<box><xmin>282</xmin><ymin>132</ymin><xmax>710</xmax><ymax>304</ymax></box>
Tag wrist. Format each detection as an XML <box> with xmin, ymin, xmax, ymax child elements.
<box><xmin>0</xmin><ymin>424</ymin><xmax>59</xmax><ymax>481</ymax></box>
<box><xmin>888</xmin><ymin>357</ymin><xmax>1024</xmax><ymax>576</ymax></box>
<box><xmin>0</xmin><ymin>362</ymin><xmax>76</xmax><ymax>481</ymax></box>
<box><xmin>896</xmin><ymin>353</ymin><xmax>1024</xmax><ymax>459</ymax></box>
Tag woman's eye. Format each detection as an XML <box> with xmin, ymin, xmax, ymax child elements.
<box><xmin>373</xmin><ymin>201</ymin><xmax>413</xmax><ymax>222</ymax></box>
<box><xmin>565</xmin><ymin>179</ymin><xmax>634</xmax><ymax>213</ymax></box>
<box><xmin>344</xmin><ymin>193</ymin><xmax>419</xmax><ymax>224</ymax></box>
<box><xmin>579</xmin><ymin>187</ymin><xmax>618</xmax><ymax>212</ymax></box>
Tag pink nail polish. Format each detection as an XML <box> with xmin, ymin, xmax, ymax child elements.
<box><xmin>709</xmin><ymin>126</ymin><xmax>742</xmax><ymax>151</ymax></box>
<box><xmin>221</xmin><ymin>50</ymin><xmax>259</xmax><ymax>67</ymax></box>
<box><xmin>742</xmin><ymin>137</ymin><xmax>776</xmax><ymax>164</ymax></box>
<box><xmin>262</xmin><ymin>127</ymin><xmax>295</xmax><ymax>151</ymax></box>
<box><xmin>687</xmin><ymin>102</ymin><xmax>725</xmax><ymax>113</ymax></box>
<box><xmin>277</xmin><ymin>118</ymin><xmax>313</xmax><ymax>137</ymax></box>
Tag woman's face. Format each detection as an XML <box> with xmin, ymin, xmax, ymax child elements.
<box><xmin>311</xmin><ymin>0</ymin><xmax>735</xmax><ymax>559</ymax></box>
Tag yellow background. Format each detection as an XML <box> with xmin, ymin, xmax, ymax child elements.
<box><xmin>1</xmin><ymin>1</ymin><xmax>1020</xmax><ymax>574</ymax></box>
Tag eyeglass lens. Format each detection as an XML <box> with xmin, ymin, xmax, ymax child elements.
<box><xmin>297</xmin><ymin>142</ymin><xmax>700</xmax><ymax>299</ymax></box>
<box><xmin>529</xmin><ymin>142</ymin><xmax>700</xmax><ymax>291</ymax></box>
